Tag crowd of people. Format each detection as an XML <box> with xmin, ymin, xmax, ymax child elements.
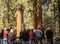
<box><xmin>0</xmin><ymin>27</ymin><xmax>16</xmax><ymax>44</ymax></box>
<box><xmin>0</xmin><ymin>25</ymin><xmax>53</xmax><ymax>44</ymax></box>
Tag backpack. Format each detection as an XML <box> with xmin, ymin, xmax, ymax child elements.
<box><xmin>8</xmin><ymin>32</ymin><xmax>14</xmax><ymax>42</ymax></box>
<box><xmin>35</xmin><ymin>30</ymin><xmax>42</xmax><ymax>38</ymax></box>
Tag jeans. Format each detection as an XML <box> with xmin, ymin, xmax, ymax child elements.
<box><xmin>30</xmin><ymin>39</ymin><xmax>34</xmax><ymax>44</ymax></box>
<box><xmin>10</xmin><ymin>40</ymin><xmax>13</xmax><ymax>44</ymax></box>
<box><xmin>36</xmin><ymin>37</ymin><xmax>43</xmax><ymax>44</ymax></box>
<box><xmin>3</xmin><ymin>38</ymin><xmax>7</xmax><ymax>44</ymax></box>
<box><xmin>0</xmin><ymin>39</ymin><xmax>2</xmax><ymax>44</ymax></box>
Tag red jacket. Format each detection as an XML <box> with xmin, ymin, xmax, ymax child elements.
<box><xmin>29</xmin><ymin>31</ymin><xmax>35</xmax><ymax>40</ymax></box>
<box><xmin>3</xmin><ymin>30</ymin><xmax>8</xmax><ymax>38</ymax></box>
<box><xmin>40</xmin><ymin>26</ymin><xmax>44</xmax><ymax>32</ymax></box>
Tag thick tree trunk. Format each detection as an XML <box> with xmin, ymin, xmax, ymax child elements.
<box><xmin>33</xmin><ymin>0</ymin><xmax>37</xmax><ymax>29</ymax></box>
<box><xmin>16</xmin><ymin>7</ymin><xmax>23</xmax><ymax>39</ymax></box>
<box><xmin>36</xmin><ymin>0</ymin><xmax>42</xmax><ymax>26</ymax></box>
<box><xmin>33</xmin><ymin>0</ymin><xmax>42</xmax><ymax>29</ymax></box>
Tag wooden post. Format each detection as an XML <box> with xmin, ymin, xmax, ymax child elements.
<box><xmin>16</xmin><ymin>7</ymin><xmax>23</xmax><ymax>40</ymax></box>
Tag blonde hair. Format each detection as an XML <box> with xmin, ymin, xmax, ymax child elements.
<box><xmin>10</xmin><ymin>29</ymin><xmax>14</xmax><ymax>32</ymax></box>
<box><xmin>4</xmin><ymin>28</ymin><xmax>7</xmax><ymax>30</ymax></box>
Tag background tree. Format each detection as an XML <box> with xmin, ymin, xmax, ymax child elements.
<box><xmin>58</xmin><ymin>0</ymin><xmax>60</xmax><ymax>34</ymax></box>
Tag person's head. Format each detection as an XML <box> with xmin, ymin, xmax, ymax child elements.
<box><xmin>4</xmin><ymin>27</ymin><xmax>7</xmax><ymax>31</ymax></box>
<box><xmin>23</xmin><ymin>28</ymin><xmax>26</xmax><ymax>31</ymax></box>
<box><xmin>31</xmin><ymin>29</ymin><xmax>33</xmax><ymax>32</ymax></box>
<box><xmin>37</xmin><ymin>28</ymin><xmax>40</xmax><ymax>30</ymax></box>
<box><xmin>10</xmin><ymin>29</ymin><xmax>14</xmax><ymax>32</ymax></box>
<box><xmin>46</xmin><ymin>27</ymin><xmax>50</xmax><ymax>30</ymax></box>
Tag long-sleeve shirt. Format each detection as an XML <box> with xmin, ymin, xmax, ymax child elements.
<box><xmin>3</xmin><ymin>30</ymin><xmax>8</xmax><ymax>38</ymax></box>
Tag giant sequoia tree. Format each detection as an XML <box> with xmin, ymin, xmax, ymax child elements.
<box><xmin>0</xmin><ymin>0</ymin><xmax>42</xmax><ymax>29</ymax></box>
<box><xmin>33</xmin><ymin>0</ymin><xmax>42</xmax><ymax>29</ymax></box>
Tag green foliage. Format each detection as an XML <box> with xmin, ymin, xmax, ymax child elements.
<box><xmin>0</xmin><ymin>0</ymin><xmax>17</xmax><ymax>28</ymax></box>
<box><xmin>0</xmin><ymin>0</ymin><xmax>34</xmax><ymax>29</ymax></box>
<box><xmin>42</xmin><ymin>0</ymin><xmax>58</xmax><ymax>36</ymax></box>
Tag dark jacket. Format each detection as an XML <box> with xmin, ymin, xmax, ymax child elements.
<box><xmin>8</xmin><ymin>32</ymin><xmax>14</xmax><ymax>42</ymax></box>
<box><xmin>0</xmin><ymin>30</ymin><xmax>4</xmax><ymax>39</ymax></box>
<box><xmin>26</xmin><ymin>30</ymin><xmax>30</xmax><ymax>41</ymax></box>
<box><xmin>22</xmin><ymin>30</ymin><xmax>29</xmax><ymax>41</ymax></box>
<box><xmin>0</xmin><ymin>32</ymin><xmax>2</xmax><ymax>39</ymax></box>
<box><xmin>20</xmin><ymin>31</ymin><xmax>23</xmax><ymax>39</ymax></box>
<box><xmin>46</xmin><ymin>30</ymin><xmax>53</xmax><ymax>39</ymax></box>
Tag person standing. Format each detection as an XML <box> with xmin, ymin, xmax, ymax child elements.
<box><xmin>26</xmin><ymin>29</ymin><xmax>30</xmax><ymax>44</ymax></box>
<box><xmin>22</xmin><ymin>28</ymin><xmax>29</xmax><ymax>44</ymax></box>
<box><xmin>20</xmin><ymin>30</ymin><xmax>23</xmax><ymax>44</ymax></box>
<box><xmin>3</xmin><ymin>28</ymin><xmax>9</xmax><ymax>44</ymax></box>
<box><xmin>33</xmin><ymin>29</ymin><xmax>37</xmax><ymax>44</ymax></box>
<box><xmin>34</xmin><ymin>28</ymin><xmax>43</xmax><ymax>44</ymax></box>
<box><xmin>39</xmin><ymin>25</ymin><xmax>45</xmax><ymax>39</ymax></box>
<box><xmin>0</xmin><ymin>29</ymin><xmax>3</xmax><ymax>44</ymax></box>
<box><xmin>8</xmin><ymin>29</ymin><xmax>15</xmax><ymax>44</ymax></box>
<box><xmin>29</xmin><ymin>29</ymin><xmax>35</xmax><ymax>44</ymax></box>
<box><xmin>46</xmin><ymin>27</ymin><xmax>53</xmax><ymax>44</ymax></box>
